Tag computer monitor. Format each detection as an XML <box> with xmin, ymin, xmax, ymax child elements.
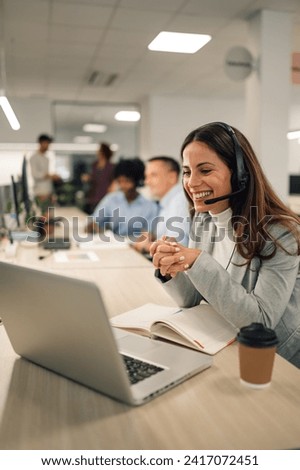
<box><xmin>0</xmin><ymin>184</ymin><xmax>12</xmax><ymax>230</ymax></box>
<box><xmin>11</xmin><ymin>175</ymin><xmax>20</xmax><ymax>228</ymax></box>
<box><xmin>289</xmin><ymin>175</ymin><xmax>300</xmax><ymax>194</ymax></box>
<box><xmin>1</xmin><ymin>158</ymin><xmax>33</xmax><ymax>235</ymax></box>
<box><xmin>21</xmin><ymin>156</ymin><xmax>31</xmax><ymax>219</ymax></box>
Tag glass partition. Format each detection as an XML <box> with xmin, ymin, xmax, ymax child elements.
<box><xmin>53</xmin><ymin>101</ymin><xmax>140</xmax><ymax>157</ymax></box>
<box><xmin>52</xmin><ymin>101</ymin><xmax>140</xmax><ymax>208</ymax></box>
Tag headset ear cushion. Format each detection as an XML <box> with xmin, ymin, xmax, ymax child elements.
<box><xmin>232</xmin><ymin>146</ymin><xmax>249</xmax><ymax>192</ymax></box>
<box><xmin>231</xmin><ymin>171</ymin><xmax>249</xmax><ymax>194</ymax></box>
<box><xmin>230</xmin><ymin>171</ymin><xmax>239</xmax><ymax>192</ymax></box>
<box><xmin>241</xmin><ymin>173</ymin><xmax>249</xmax><ymax>189</ymax></box>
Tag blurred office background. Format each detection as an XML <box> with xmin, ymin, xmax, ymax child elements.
<box><xmin>1</xmin><ymin>0</ymin><xmax>300</xmax><ymax>208</ymax></box>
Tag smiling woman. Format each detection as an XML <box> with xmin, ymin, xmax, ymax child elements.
<box><xmin>182</xmin><ymin>141</ymin><xmax>232</xmax><ymax>215</ymax></box>
<box><xmin>151</xmin><ymin>121</ymin><xmax>300</xmax><ymax>369</ymax></box>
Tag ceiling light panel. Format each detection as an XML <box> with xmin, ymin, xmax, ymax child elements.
<box><xmin>83</xmin><ymin>123</ymin><xmax>107</xmax><ymax>133</ymax></box>
<box><xmin>148</xmin><ymin>31</ymin><xmax>211</xmax><ymax>54</ymax></box>
<box><xmin>114</xmin><ymin>111</ymin><xmax>141</xmax><ymax>122</ymax></box>
<box><xmin>287</xmin><ymin>130</ymin><xmax>300</xmax><ymax>140</ymax></box>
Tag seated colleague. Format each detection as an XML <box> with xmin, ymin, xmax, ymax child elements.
<box><xmin>133</xmin><ymin>156</ymin><xmax>190</xmax><ymax>253</ymax></box>
<box><xmin>87</xmin><ymin>158</ymin><xmax>158</xmax><ymax>239</ymax></box>
<box><xmin>150</xmin><ymin>122</ymin><xmax>300</xmax><ymax>368</ymax></box>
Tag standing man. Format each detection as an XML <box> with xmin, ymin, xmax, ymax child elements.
<box><xmin>29</xmin><ymin>133</ymin><xmax>60</xmax><ymax>214</ymax></box>
<box><xmin>133</xmin><ymin>156</ymin><xmax>190</xmax><ymax>253</ymax></box>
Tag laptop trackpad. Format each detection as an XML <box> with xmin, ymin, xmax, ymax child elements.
<box><xmin>117</xmin><ymin>332</ymin><xmax>160</xmax><ymax>354</ymax></box>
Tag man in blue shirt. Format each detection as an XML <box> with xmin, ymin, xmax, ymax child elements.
<box><xmin>88</xmin><ymin>158</ymin><xmax>158</xmax><ymax>240</ymax></box>
<box><xmin>133</xmin><ymin>156</ymin><xmax>190</xmax><ymax>253</ymax></box>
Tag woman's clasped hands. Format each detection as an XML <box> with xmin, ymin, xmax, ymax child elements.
<box><xmin>150</xmin><ymin>237</ymin><xmax>201</xmax><ymax>278</ymax></box>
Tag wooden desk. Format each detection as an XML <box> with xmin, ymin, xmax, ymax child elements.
<box><xmin>14</xmin><ymin>242</ymin><xmax>152</xmax><ymax>270</ymax></box>
<box><xmin>0</xmin><ymin>325</ymin><xmax>300</xmax><ymax>450</ymax></box>
<box><xmin>0</xmin><ymin>238</ymin><xmax>300</xmax><ymax>450</ymax></box>
<box><xmin>2</xmin><ymin>205</ymin><xmax>152</xmax><ymax>270</ymax></box>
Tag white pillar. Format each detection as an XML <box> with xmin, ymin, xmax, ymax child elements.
<box><xmin>246</xmin><ymin>10</ymin><xmax>292</xmax><ymax>202</ymax></box>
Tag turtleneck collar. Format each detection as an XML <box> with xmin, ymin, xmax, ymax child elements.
<box><xmin>209</xmin><ymin>207</ymin><xmax>233</xmax><ymax>230</ymax></box>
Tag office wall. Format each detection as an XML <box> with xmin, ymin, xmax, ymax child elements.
<box><xmin>0</xmin><ymin>97</ymin><xmax>53</xmax><ymax>142</ymax></box>
<box><xmin>0</xmin><ymin>97</ymin><xmax>137</xmax><ymax>186</ymax></box>
<box><xmin>140</xmin><ymin>95</ymin><xmax>245</xmax><ymax>159</ymax></box>
<box><xmin>140</xmin><ymin>94</ymin><xmax>300</xmax><ymax>199</ymax></box>
<box><xmin>288</xmin><ymin>140</ymin><xmax>300</xmax><ymax>174</ymax></box>
<box><xmin>1</xmin><ymin>94</ymin><xmax>300</xmax><ymax>188</ymax></box>
<box><xmin>289</xmin><ymin>102</ymin><xmax>300</xmax><ymax>174</ymax></box>
<box><xmin>0</xmin><ymin>97</ymin><xmax>53</xmax><ymax>186</ymax></box>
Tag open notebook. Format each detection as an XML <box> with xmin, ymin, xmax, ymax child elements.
<box><xmin>111</xmin><ymin>302</ymin><xmax>238</xmax><ymax>355</ymax></box>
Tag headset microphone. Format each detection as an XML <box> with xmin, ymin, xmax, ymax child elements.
<box><xmin>204</xmin><ymin>185</ymin><xmax>246</xmax><ymax>205</ymax></box>
<box><xmin>203</xmin><ymin>122</ymin><xmax>249</xmax><ymax>206</ymax></box>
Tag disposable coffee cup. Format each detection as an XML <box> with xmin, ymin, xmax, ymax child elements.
<box><xmin>237</xmin><ymin>323</ymin><xmax>279</xmax><ymax>389</ymax></box>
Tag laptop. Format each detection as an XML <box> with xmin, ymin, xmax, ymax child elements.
<box><xmin>42</xmin><ymin>237</ymin><xmax>71</xmax><ymax>250</ymax></box>
<box><xmin>0</xmin><ymin>261</ymin><xmax>212</xmax><ymax>406</ymax></box>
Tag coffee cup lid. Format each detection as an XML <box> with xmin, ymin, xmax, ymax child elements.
<box><xmin>236</xmin><ymin>322</ymin><xmax>279</xmax><ymax>348</ymax></box>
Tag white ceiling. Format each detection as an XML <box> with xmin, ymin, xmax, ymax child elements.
<box><xmin>1</xmin><ymin>0</ymin><xmax>300</xmax><ymax>140</ymax></box>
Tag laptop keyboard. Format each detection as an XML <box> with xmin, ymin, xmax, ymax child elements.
<box><xmin>122</xmin><ymin>355</ymin><xmax>164</xmax><ymax>385</ymax></box>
